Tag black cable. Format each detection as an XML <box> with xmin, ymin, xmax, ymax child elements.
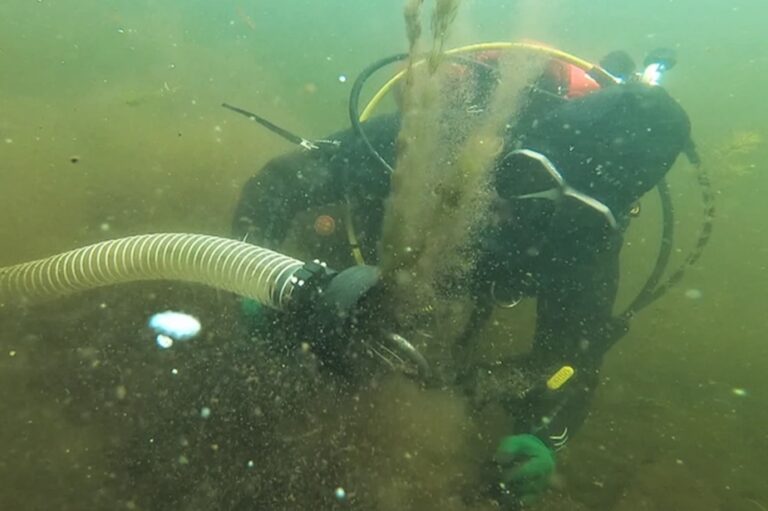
<box><xmin>347</xmin><ymin>49</ymin><xmax>714</xmax><ymax>318</ymax></box>
<box><xmin>223</xmin><ymin>102</ymin><xmax>342</xmax><ymax>152</ymax></box>
<box><xmin>620</xmin><ymin>157</ymin><xmax>715</xmax><ymax>317</ymax></box>
<box><xmin>629</xmin><ymin>165</ymin><xmax>715</xmax><ymax>316</ymax></box>
<box><xmin>621</xmin><ymin>178</ymin><xmax>675</xmax><ymax>317</ymax></box>
<box><xmin>222</xmin><ymin>102</ymin><xmax>307</xmax><ymax>146</ymax></box>
<box><xmin>348</xmin><ymin>52</ymin><xmax>500</xmax><ymax>173</ymax></box>
<box><xmin>348</xmin><ymin>53</ymin><xmax>410</xmax><ymax>173</ymax></box>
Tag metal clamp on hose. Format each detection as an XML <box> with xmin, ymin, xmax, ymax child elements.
<box><xmin>285</xmin><ymin>259</ymin><xmax>336</xmax><ymax>311</ymax></box>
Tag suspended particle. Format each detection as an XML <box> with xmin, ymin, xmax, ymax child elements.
<box><xmin>314</xmin><ymin>214</ymin><xmax>336</xmax><ymax>236</ymax></box>
<box><xmin>156</xmin><ymin>334</ymin><xmax>174</xmax><ymax>349</ymax></box>
<box><xmin>684</xmin><ymin>288</ymin><xmax>703</xmax><ymax>300</ymax></box>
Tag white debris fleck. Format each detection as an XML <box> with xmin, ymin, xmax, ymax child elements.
<box><xmin>9</xmin><ymin>350</ymin><xmax>16</xmax><ymax>357</ymax></box>
<box><xmin>156</xmin><ymin>334</ymin><xmax>174</xmax><ymax>349</ymax></box>
<box><xmin>200</xmin><ymin>407</ymin><xmax>211</xmax><ymax>419</ymax></box>
<box><xmin>149</xmin><ymin>311</ymin><xmax>201</xmax><ymax>343</ymax></box>
<box><xmin>525</xmin><ymin>246</ymin><xmax>540</xmax><ymax>257</ymax></box>
<box><xmin>247</xmin><ymin>460</ymin><xmax>255</xmax><ymax>468</ymax></box>
<box><xmin>115</xmin><ymin>385</ymin><xmax>127</xmax><ymax>400</ymax></box>
<box><xmin>731</xmin><ymin>387</ymin><xmax>748</xmax><ymax>397</ymax></box>
<box><xmin>171</xmin><ymin>368</ymin><xmax>179</xmax><ymax>375</ymax></box>
<box><xmin>334</xmin><ymin>487</ymin><xmax>347</xmax><ymax>501</ymax></box>
<box><xmin>338</xmin><ymin>74</ymin><xmax>347</xmax><ymax>83</ymax></box>
<box><xmin>684</xmin><ymin>288</ymin><xmax>703</xmax><ymax>300</ymax></box>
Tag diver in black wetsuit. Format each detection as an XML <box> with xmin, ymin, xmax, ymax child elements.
<box><xmin>231</xmin><ymin>48</ymin><xmax>694</xmax><ymax>505</ymax></box>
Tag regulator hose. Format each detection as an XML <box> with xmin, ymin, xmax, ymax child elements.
<box><xmin>620</xmin><ymin>178</ymin><xmax>675</xmax><ymax>317</ymax></box>
<box><xmin>622</xmin><ymin>164</ymin><xmax>715</xmax><ymax>316</ymax></box>
<box><xmin>348</xmin><ymin>52</ymin><xmax>409</xmax><ymax>173</ymax></box>
<box><xmin>0</xmin><ymin>233</ymin><xmax>305</xmax><ymax>310</ymax></box>
<box><xmin>349</xmin><ymin>42</ymin><xmax>715</xmax><ymax>316</ymax></box>
<box><xmin>348</xmin><ymin>42</ymin><xmax>619</xmax><ymax>174</ymax></box>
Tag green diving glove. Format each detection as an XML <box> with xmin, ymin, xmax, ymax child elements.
<box><xmin>494</xmin><ymin>434</ymin><xmax>555</xmax><ymax>505</ymax></box>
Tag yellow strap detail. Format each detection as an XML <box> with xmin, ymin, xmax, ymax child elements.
<box><xmin>344</xmin><ymin>199</ymin><xmax>366</xmax><ymax>265</ymax></box>
<box><xmin>546</xmin><ymin>365</ymin><xmax>575</xmax><ymax>390</ymax></box>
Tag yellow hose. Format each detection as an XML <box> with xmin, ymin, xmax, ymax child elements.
<box><xmin>360</xmin><ymin>41</ymin><xmax>616</xmax><ymax>121</ymax></box>
<box><xmin>345</xmin><ymin>42</ymin><xmax>615</xmax><ymax>266</ymax></box>
<box><xmin>0</xmin><ymin>233</ymin><xmax>304</xmax><ymax>309</ymax></box>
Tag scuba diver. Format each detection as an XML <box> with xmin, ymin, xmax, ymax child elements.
<box><xmin>229</xmin><ymin>44</ymin><xmax>696</xmax><ymax>507</ymax></box>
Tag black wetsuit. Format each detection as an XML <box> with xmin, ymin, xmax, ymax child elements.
<box><xmin>232</xmin><ymin>82</ymin><xmax>692</xmax><ymax>451</ymax></box>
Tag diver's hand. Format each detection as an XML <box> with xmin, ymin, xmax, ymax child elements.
<box><xmin>494</xmin><ymin>434</ymin><xmax>555</xmax><ymax>505</ymax></box>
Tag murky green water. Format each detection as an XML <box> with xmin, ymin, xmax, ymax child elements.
<box><xmin>1</xmin><ymin>1</ymin><xmax>766</xmax><ymax>509</ymax></box>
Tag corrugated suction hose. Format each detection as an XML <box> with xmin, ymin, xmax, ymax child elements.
<box><xmin>0</xmin><ymin>233</ymin><xmax>305</xmax><ymax>309</ymax></box>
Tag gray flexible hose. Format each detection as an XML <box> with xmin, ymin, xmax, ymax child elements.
<box><xmin>0</xmin><ymin>233</ymin><xmax>305</xmax><ymax>309</ymax></box>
